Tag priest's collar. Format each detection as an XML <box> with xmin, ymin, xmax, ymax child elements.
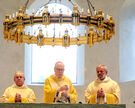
<box><xmin>97</xmin><ymin>76</ymin><xmax>108</xmax><ymax>82</ymax></box>
<box><xmin>12</xmin><ymin>84</ymin><xmax>27</xmax><ymax>89</ymax></box>
<box><xmin>54</xmin><ymin>74</ymin><xmax>65</xmax><ymax>81</ymax></box>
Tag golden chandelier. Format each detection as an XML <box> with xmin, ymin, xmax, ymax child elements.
<box><xmin>3</xmin><ymin>0</ymin><xmax>115</xmax><ymax>47</ymax></box>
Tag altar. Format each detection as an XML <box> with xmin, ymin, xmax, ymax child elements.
<box><xmin>0</xmin><ymin>103</ymin><xmax>126</xmax><ymax>108</ymax></box>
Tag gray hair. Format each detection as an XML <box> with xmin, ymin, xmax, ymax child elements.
<box><xmin>96</xmin><ymin>65</ymin><xmax>107</xmax><ymax>71</ymax></box>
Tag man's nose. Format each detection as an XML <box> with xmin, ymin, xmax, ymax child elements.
<box><xmin>59</xmin><ymin>70</ymin><xmax>63</xmax><ymax>72</ymax></box>
<box><xmin>18</xmin><ymin>77</ymin><xmax>21</xmax><ymax>79</ymax></box>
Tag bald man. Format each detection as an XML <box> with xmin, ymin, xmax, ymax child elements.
<box><xmin>85</xmin><ymin>65</ymin><xmax>120</xmax><ymax>104</ymax></box>
<box><xmin>43</xmin><ymin>61</ymin><xmax>77</xmax><ymax>103</ymax></box>
<box><xmin>1</xmin><ymin>71</ymin><xmax>36</xmax><ymax>103</ymax></box>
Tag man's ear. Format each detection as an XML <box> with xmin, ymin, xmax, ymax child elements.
<box><xmin>106</xmin><ymin>70</ymin><xmax>108</xmax><ymax>75</ymax></box>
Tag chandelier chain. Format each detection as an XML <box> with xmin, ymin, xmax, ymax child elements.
<box><xmin>23</xmin><ymin>0</ymin><xmax>30</xmax><ymax>14</ymax></box>
<box><xmin>87</xmin><ymin>0</ymin><xmax>93</xmax><ymax>16</ymax></box>
<box><xmin>87</xmin><ymin>0</ymin><xmax>95</xmax><ymax>11</ymax></box>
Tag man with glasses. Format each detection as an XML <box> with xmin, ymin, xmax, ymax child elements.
<box><xmin>43</xmin><ymin>61</ymin><xmax>77</xmax><ymax>103</ymax></box>
<box><xmin>1</xmin><ymin>71</ymin><xmax>36</xmax><ymax>103</ymax></box>
<box><xmin>85</xmin><ymin>65</ymin><xmax>120</xmax><ymax>104</ymax></box>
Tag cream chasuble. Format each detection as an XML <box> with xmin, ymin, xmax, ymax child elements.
<box><xmin>85</xmin><ymin>77</ymin><xmax>120</xmax><ymax>104</ymax></box>
<box><xmin>1</xmin><ymin>84</ymin><xmax>36</xmax><ymax>103</ymax></box>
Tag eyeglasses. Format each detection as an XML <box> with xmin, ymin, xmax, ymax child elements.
<box><xmin>15</xmin><ymin>76</ymin><xmax>24</xmax><ymax>79</ymax></box>
<box><xmin>56</xmin><ymin>68</ymin><xmax>64</xmax><ymax>71</ymax></box>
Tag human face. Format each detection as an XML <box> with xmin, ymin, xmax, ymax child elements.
<box><xmin>96</xmin><ymin>66</ymin><xmax>107</xmax><ymax>80</ymax></box>
<box><xmin>54</xmin><ymin>63</ymin><xmax>64</xmax><ymax>78</ymax></box>
<box><xmin>14</xmin><ymin>72</ymin><xmax>25</xmax><ymax>87</ymax></box>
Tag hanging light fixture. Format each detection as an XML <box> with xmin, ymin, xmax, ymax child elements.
<box><xmin>3</xmin><ymin>0</ymin><xmax>115</xmax><ymax>47</ymax></box>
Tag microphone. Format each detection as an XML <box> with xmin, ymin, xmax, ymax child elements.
<box><xmin>67</xmin><ymin>97</ymin><xmax>71</xmax><ymax>103</ymax></box>
<box><xmin>78</xmin><ymin>101</ymin><xmax>82</xmax><ymax>104</ymax></box>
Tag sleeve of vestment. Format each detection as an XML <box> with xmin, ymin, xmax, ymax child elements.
<box><xmin>112</xmin><ymin>82</ymin><xmax>120</xmax><ymax>104</ymax></box>
<box><xmin>85</xmin><ymin>84</ymin><xmax>93</xmax><ymax>103</ymax></box>
<box><xmin>89</xmin><ymin>94</ymin><xmax>116</xmax><ymax>104</ymax></box>
<box><xmin>68</xmin><ymin>80</ymin><xmax>77</xmax><ymax>103</ymax></box>
<box><xmin>43</xmin><ymin>78</ymin><xmax>57</xmax><ymax>103</ymax></box>
<box><xmin>26</xmin><ymin>89</ymin><xmax>36</xmax><ymax>103</ymax></box>
<box><xmin>7</xmin><ymin>97</ymin><xmax>28</xmax><ymax>103</ymax></box>
<box><xmin>1</xmin><ymin>87</ymin><xmax>11</xmax><ymax>103</ymax></box>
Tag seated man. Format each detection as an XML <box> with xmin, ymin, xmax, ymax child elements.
<box><xmin>85</xmin><ymin>65</ymin><xmax>120</xmax><ymax>104</ymax></box>
<box><xmin>1</xmin><ymin>71</ymin><xmax>36</xmax><ymax>103</ymax></box>
<box><xmin>43</xmin><ymin>61</ymin><xmax>77</xmax><ymax>103</ymax></box>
